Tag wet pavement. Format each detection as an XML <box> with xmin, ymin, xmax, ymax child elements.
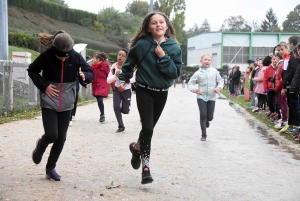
<box><xmin>1</xmin><ymin>86</ymin><xmax>300</xmax><ymax>201</ymax></box>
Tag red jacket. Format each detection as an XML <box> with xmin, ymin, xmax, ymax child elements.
<box><xmin>263</xmin><ymin>64</ymin><xmax>277</xmax><ymax>91</ymax></box>
<box><xmin>275</xmin><ymin>53</ymin><xmax>290</xmax><ymax>92</ymax></box>
<box><xmin>91</xmin><ymin>60</ymin><xmax>110</xmax><ymax>97</ymax></box>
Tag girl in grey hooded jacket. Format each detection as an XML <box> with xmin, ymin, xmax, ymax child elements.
<box><xmin>188</xmin><ymin>54</ymin><xmax>224</xmax><ymax>141</ymax></box>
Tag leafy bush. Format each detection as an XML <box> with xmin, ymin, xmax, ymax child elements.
<box><xmin>8</xmin><ymin>32</ymin><xmax>40</xmax><ymax>51</ymax></box>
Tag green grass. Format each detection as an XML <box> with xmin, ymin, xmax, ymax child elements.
<box><xmin>9</xmin><ymin>46</ymin><xmax>40</xmax><ymax>61</ymax></box>
<box><xmin>221</xmin><ymin>89</ymin><xmax>295</xmax><ymax>141</ymax></box>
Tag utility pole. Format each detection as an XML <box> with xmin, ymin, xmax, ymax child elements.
<box><xmin>0</xmin><ymin>0</ymin><xmax>8</xmax><ymax>61</ymax></box>
<box><xmin>149</xmin><ymin>0</ymin><xmax>153</xmax><ymax>12</ymax></box>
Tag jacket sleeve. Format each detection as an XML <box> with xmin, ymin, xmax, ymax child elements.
<box><xmin>78</xmin><ymin>54</ymin><xmax>94</xmax><ymax>87</ymax></box>
<box><xmin>263</xmin><ymin>67</ymin><xmax>268</xmax><ymax>91</ymax></box>
<box><xmin>283</xmin><ymin>54</ymin><xmax>297</xmax><ymax>88</ymax></box>
<box><xmin>216</xmin><ymin>72</ymin><xmax>224</xmax><ymax>89</ymax></box>
<box><xmin>27</xmin><ymin>53</ymin><xmax>50</xmax><ymax>91</ymax></box>
<box><xmin>107</xmin><ymin>66</ymin><xmax>117</xmax><ymax>84</ymax></box>
<box><xmin>157</xmin><ymin>46</ymin><xmax>182</xmax><ymax>79</ymax></box>
<box><xmin>187</xmin><ymin>71</ymin><xmax>199</xmax><ymax>92</ymax></box>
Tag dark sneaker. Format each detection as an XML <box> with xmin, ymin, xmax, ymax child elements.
<box><xmin>45</xmin><ymin>168</ymin><xmax>61</xmax><ymax>181</ymax></box>
<box><xmin>206</xmin><ymin>121</ymin><xmax>210</xmax><ymax>128</ymax></box>
<box><xmin>99</xmin><ymin>115</ymin><xmax>105</xmax><ymax>122</ymax></box>
<box><xmin>32</xmin><ymin>138</ymin><xmax>45</xmax><ymax>164</ymax></box>
<box><xmin>141</xmin><ymin>166</ymin><xmax>153</xmax><ymax>184</ymax></box>
<box><xmin>116</xmin><ymin>127</ymin><xmax>125</xmax><ymax>133</ymax></box>
<box><xmin>129</xmin><ymin>142</ymin><xmax>141</xmax><ymax>169</ymax></box>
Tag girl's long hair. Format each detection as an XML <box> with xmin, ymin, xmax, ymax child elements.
<box><xmin>130</xmin><ymin>12</ymin><xmax>178</xmax><ymax>48</ymax></box>
<box><xmin>39</xmin><ymin>30</ymin><xmax>73</xmax><ymax>52</ymax></box>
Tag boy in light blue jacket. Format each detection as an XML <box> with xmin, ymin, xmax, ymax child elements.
<box><xmin>188</xmin><ymin>54</ymin><xmax>224</xmax><ymax>141</ymax></box>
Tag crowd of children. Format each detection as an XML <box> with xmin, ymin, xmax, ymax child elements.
<box><xmin>246</xmin><ymin>36</ymin><xmax>300</xmax><ymax>141</ymax></box>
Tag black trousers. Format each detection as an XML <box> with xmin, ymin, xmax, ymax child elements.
<box><xmin>267</xmin><ymin>91</ymin><xmax>275</xmax><ymax>113</ymax></box>
<box><xmin>136</xmin><ymin>86</ymin><xmax>168</xmax><ymax>168</ymax></box>
<box><xmin>40</xmin><ymin>108</ymin><xmax>71</xmax><ymax>169</ymax></box>
<box><xmin>287</xmin><ymin>87</ymin><xmax>300</xmax><ymax>126</ymax></box>
<box><xmin>113</xmin><ymin>87</ymin><xmax>131</xmax><ymax>127</ymax></box>
<box><xmin>197</xmin><ymin>99</ymin><xmax>215</xmax><ymax>137</ymax></box>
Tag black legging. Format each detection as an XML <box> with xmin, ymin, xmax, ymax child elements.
<box><xmin>257</xmin><ymin>94</ymin><xmax>267</xmax><ymax>110</ymax></box>
<box><xmin>197</xmin><ymin>99</ymin><xmax>215</xmax><ymax>137</ymax></box>
<box><xmin>113</xmin><ymin>87</ymin><xmax>131</xmax><ymax>128</ymax></box>
<box><xmin>40</xmin><ymin>108</ymin><xmax>71</xmax><ymax>170</ymax></box>
<box><xmin>136</xmin><ymin>86</ymin><xmax>168</xmax><ymax>168</ymax></box>
<box><xmin>267</xmin><ymin>91</ymin><xmax>275</xmax><ymax>113</ymax></box>
<box><xmin>287</xmin><ymin>87</ymin><xmax>300</xmax><ymax>126</ymax></box>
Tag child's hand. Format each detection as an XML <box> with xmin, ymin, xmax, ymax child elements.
<box><xmin>79</xmin><ymin>67</ymin><xmax>85</xmax><ymax>81</ymax></box>
<box><xmin>155</xmin><ymin>45</ymin><xmax>165</xmax><ymax>58</ymax></box>
<box><xmin>115</xmin><ymin>69</ymin><xmax>121</xmax><ymax>77</ymax></box>
<box><xmin>194</xmin><ymin>88</ymin><xmax>200</xmax><ymax>93</ymax></box>
<box><xmin>214</xmin><ymin>87</ymin><xmax>220</xmax><ymax>93</ymax></box>
<box><xmin>117</xmin><ymin>83</ymin><xmax>126</xmax><ymax>92</ymax></box>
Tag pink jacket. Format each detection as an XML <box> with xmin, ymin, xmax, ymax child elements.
<box><xmin>252</xmin><ymin>66</ymin><xmax>267</xmax><ymax>94</ymax></box>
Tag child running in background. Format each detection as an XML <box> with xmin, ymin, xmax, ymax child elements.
<box><xmin>91</xmin><ymin>52</ymin><xmax>110</xmax><ymax>123</ymax></box>
<box><xmin>117</xmin><ymin>12</ymin><xmax>182</xmax><ymax>184</ymax></box>
<box><xmin>188</xmin><ymin>54</ymin><xmax>224</xmax><ymax>141</ymax></box>
<box><xmin>107</xmin><ymin>49</ymin><xmax>132</xmax><ymax>133</ymax></box>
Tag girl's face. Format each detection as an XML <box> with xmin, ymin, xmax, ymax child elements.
<box><xmin>278</xmin><ymin>46</ymin><xmax>288</xmax><ymax>56</ymax></box>
<box><xmin>257</xmin><ymin>60</ymin><xmax>263</xmax><ymax>67</ymax></box>
<box><xmin>148</xmin><ymin>14</ymin><xmax>168</xmax><ymax>41</ymax></box>
<box><xmin>200</xmin><ymin>55</ymin><xmax>212</xmax><ymax>67</ymax></box>
<box><xmin>271</xmin><ymin>56</ymin><xmax>277</xmax><ymax>65</ymax></box>
<box><xmin>92</xmin><ymin>56</ymin><xmax>100</xmax><ymax>64</ymax></box>
<box><xmin>117</xmin><ymin>50</ymin><xmax>127</xmax><ymax>66</ymax></box>
<box><xmin>297</xmin><ymin>48</ymin><xmax>300</xmax><ymax>58</ymax></box>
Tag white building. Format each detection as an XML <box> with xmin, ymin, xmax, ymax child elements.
<box><xmin>187</xmin><ymin>32</ymin><xmax>300</xmax><ymax>72</ymax></box>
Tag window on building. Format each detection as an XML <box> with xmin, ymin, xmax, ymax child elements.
<box><xmin>223</xmin><ymin>46</ymin><xmax>249</xmax><ymax>64</ymax></box>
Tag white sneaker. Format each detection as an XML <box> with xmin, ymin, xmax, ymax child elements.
<box><xmin>69</xmin><ymin>121</ymin><xmax>73</xmax><ymax>126</ymax></box>
<box><xmin>275</xmin><ymin>121</ymin><xmax>286</xmax><ymax>129</ymax></box>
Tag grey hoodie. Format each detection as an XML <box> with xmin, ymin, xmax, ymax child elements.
<box><xmin>188</xmin><ymin>66</ymin><xmax>224</xmax><ymax>101</ymax></box>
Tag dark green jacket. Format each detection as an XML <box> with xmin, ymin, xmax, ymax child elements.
<box><xmin>118</xmin><ymin>36</ymin><xmax>182</xmax><ymax>88</ymax></box>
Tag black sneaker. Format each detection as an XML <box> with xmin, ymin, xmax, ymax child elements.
<box><xmin>206</xmin><ymin>121</ymin><xmax>210</xmax><ymax>128</ymax></box>
<box><xmin>45</xmin><ymin>168</ymin><xmax>61</xmax><ymax>181</ymax></box>
<box><xmin>116</xmin><ymin>127</ymin><xmax>125</xmax><ymax>133</ymax></box>
<box><xmin>32</xmin><ymin>138</ymin><xmax>45</xmax><ymax>164</ymax></box>
<box><xmin>99</xmin><ymin>115</ymin><xmax>105</xmax><ymax>122</ymax></box>
<box><xmin>129</xmin><ymin>142</ymin><xmax>141</xmax><ymax>169</ymax></box>
<box><xmin>141</xmin><ymin>166</ymin><xmax>153</xmax><ymax>184</ymax></box>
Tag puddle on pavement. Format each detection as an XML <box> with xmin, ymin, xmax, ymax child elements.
<box><xmin>228</xmin><ymin>101</ymin><xmax>300</xmax><ymax>161</ymax></box>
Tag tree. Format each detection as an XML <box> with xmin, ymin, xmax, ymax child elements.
<box><xmin>47</xmin><ymin>0</ymin><xmax>68</xmax><ymax>7</ymax></box>
<box><xmin>172</xmin><ymin>12</ymin><xmax>185</xmax><ymax>42</ymax></box>
<box><xmin>96</xmin><ymin>8</ymin><xmax>123</xmax><ymax>35</ymax></box>
<box><xmin>153</xmin><ymin>0</ymin><xmax>186</xmax><ymax>18</ymax></box>
<box><xmin>220</xmin><ymin>15</ymin><xmax>252</xmax><ymax>32</ymax></box>
<box><xmin>282</xmin><ymin>4</ymin><xmax>300</xmax><ymax>32</ymax></box>
<box><xmin>200</xmin><ymin>19</ymin><xmax>210</xmax><ymax>33</ymax></box>
<box><xmin>260</xmin><ymin>8</ymin><xmax>279</xmax><ymax>32</ymax></box>
<box><xmin>125</xmin><ymin>1</ymin><xmax>149</xmax><ymax>17</ymax></box>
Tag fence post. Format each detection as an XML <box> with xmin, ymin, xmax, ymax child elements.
<box><xmin>2</xmin><ymin>62</ymin><xmax>13</xmax><ymax>112</ymax></box>
<box><xmin>28</xmin><ymin>78</ymin><xmax>37</xmax><ymax>106</ymax></box>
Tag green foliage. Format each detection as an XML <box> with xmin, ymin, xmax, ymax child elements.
<box><xmin>45</xmin><ymin>0</ymin><xmax>68</xmax><ymax>7</ymax></box>
<box><xmin>283</xmin><ymin>4</ymin><xmax>300</xmax><ymax>32</ymax></box>
<box><xmin>96</xmin><ymin>7</ymin><xmax>123</xmax><ymax>35</ymax></box>
<box><xmin>220</xmin><ymin>15</ymin><xmax>252</xmax><ymax>32</ymax></box>
<box><xmin>154</xmin><ymin>0</ymin><xmax>186</xmax><ymax>18</ymax></box>
<box><xmin>125</xmin><ymin>1</ymin><xmax>149</xmax><ymax>17</ymax></box>
<box><xmin>8</xmin><ymin>32</ymin><xmax>40</xmax><ymax>51</ymax></box>
<box><xmin>172</xmin><ymin>12</ymin><xmax>185</xmax><ymax>42</ymax></box>
<box><xmin>78</xmin><ymin>17</ymin><xmax>93</xmax><ymax>27</ymax></box>
<box><xmin>260</xmin><ymin>8</ymin><xmax>280</xmax><ymax>32</ymax></box>
<box><xmin>8</xmin><ymin>0</ymin><xmax>97</xmax><ymax>27</ymax></box>
<box><xmin>108</xmin><ymin>53</ymin><xmax>117</xmax><ymax>63</ymax></box>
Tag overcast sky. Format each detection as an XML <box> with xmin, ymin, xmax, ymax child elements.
<box><xmin>64</xmin><ymin>0</ymin><xmax>299</xmax><ymax>31</ymax></box>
